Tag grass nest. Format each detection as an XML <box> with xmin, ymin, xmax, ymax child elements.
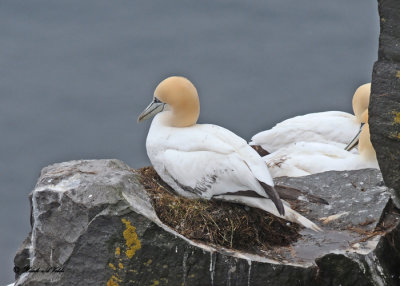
<box><xmin>137</xmin><ymin>166</ymin><xmax>300</xmax><ymax>253</ymax></box>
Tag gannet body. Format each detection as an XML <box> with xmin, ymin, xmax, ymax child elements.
<box><xmin>250</xmin><ymin>83</ymin><xmax>371</xmax><ymax>153</ymax></box>
<box><xmin>139</xmin><ymin>76</ymin><xmax>321</xmax><ymax>231</ymax></box>
<box><xmin>251</xmin><ymin>111</ymin><xmax>360</xmax><ymax>153</ymax></box>
<box><xmin>264</xmin><ymin>123</ymin><xmax>379</xmax><ymax>178</ymax></box>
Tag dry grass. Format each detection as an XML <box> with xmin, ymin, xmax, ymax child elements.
<box><xmin>137</xmin><ymin>166</ymin><xmax>300</xmax><ymax>252</ymax></box>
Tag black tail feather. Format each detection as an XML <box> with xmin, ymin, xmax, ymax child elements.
<box><xmin>258</xmin><ymin>181</ymin><xmax>285</xmax><ymax>216</ymax></box>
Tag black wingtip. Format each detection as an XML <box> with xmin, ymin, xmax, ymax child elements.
<box><xmin>259</xmin><ymin>181</ymin><xmax>285</xmax><ymax>216</ymax></box>
<box><xmin>251</xmin><ymin>145</ymin><xmax>270</xmax><ymax>157</ymax></box>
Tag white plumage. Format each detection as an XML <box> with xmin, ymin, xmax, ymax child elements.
<box><xmin>263</xmin><ymin>122</ymin><xmax>379</xmax><ymax>178</ymax></box>
<box><xmin>147</xmin><ymin>112</ymin><xmax>275</xmax><ymax>198</ymax></box>
<box><xmin>251</xmin><ymin>111</ymin><xmax>360</xmax><ymax>153</ymax></box>
<box><xmin>250</xmin><ymin>83</ymin><xmax>371</xmax><ymax>153</ymax></box>
<box><xmin>139</xmin><ymin>76</ymin><xmax>321</xmax><ymax>231</ymax></box>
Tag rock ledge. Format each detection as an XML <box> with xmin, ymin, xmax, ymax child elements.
<box><xmin>13</xmin><ymin>159</ymin><xmax>400</xmax><ymax>286</ymax></box>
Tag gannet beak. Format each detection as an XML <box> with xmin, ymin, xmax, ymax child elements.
<box><xmin>138</xmin><ymin>99</ymin><xmax>165</xmax><ymax>123</ymax></box>
<box><xmin>345</xmin><ymin>123</ymin><xmax>365</xmax><ymax>151</ymax></box>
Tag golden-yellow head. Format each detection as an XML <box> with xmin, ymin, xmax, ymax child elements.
<box><xmin>138</xmin><ymin>76</ymin><xmax>200</xmax><ymax>127</ymax></box>
<box><xmin>352</xmin><ymin>83</ymin><xmax>371</xmax><ymax>123</ymax></box>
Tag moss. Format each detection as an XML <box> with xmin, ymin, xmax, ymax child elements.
<box><xmin>137</xmin><ymin>167</ymin><xmax>300</xmax><ymax>253</ymax></box>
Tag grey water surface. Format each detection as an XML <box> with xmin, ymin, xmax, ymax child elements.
<box><xmin>0</xmin><ymin>0</ymin><xmax>378</xmax><ymax>283</ymax></box>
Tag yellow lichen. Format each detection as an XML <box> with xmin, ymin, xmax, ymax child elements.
<box><xmin>144</xmin><ymin>259</ymin><xmax>152</xmax><ymax>266</ymax></box>
<box><xmin>107</xmin><ymin>220</ymin><xmax>143</xmax><ymax>284</ymax></box>
<box><xmin>396</xmin><ymin>71</ymin><xmax>400</xmax><ymax>79</ymax></box>
<box><xmin>106</xmin><ymin>279</ymin><xmax>119</xmax><ymax>286</ymax></box>
<box><xmin>150</xmin><ymin>280</ymin><xmax>160</xmax><ymax>286</ymax></box>
<box><xmin>394</xmin><ymin>112</ymin><xmax>400</xmax><ymax>124</ymax></box>
<box><xmin>121</xmin><ymin>218</ymin><xmax>142</xmax><ymax>259</ymax></box>
<box><xmin>107</xmin><ymin>275</ymin><xmax>122</xmax><ymax>286</ymax></box>
<box><xmin>115</xmin><ymin>247</ymin><xmax>121</xmax><ymax>256</ymax></box>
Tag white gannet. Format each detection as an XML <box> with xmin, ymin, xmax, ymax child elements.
<box><xmin>263</xmin><ymin>115</ymin><xmax>378</xmax><ymax>178</ymax></box>
<box><xmin>250</xmin><ymin>83</ymin><xmax>371</xmax><ymax>154</ymax></box>
<box><xmin>138</xmin><ymin>76</ymin><xmax>321</xmax><ymax>231</ymax></box>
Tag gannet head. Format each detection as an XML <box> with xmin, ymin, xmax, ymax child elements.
<box><xmin>138</xmin><ymin>76</ymin><xmax>200</xmax><ymax>127</ymax></box>
<box><xmin>352</xmin><ymin>83</ymin><xmax>371</xmax><ymax>123</ymax></box>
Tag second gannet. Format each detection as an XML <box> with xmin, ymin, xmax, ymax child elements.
<box><xmin>138</xmin><ymin>76</ymin><xmax>321</xmax><ymax>231</ymax></box>
<box><xmin>250</xmin><ymin>83</ymin><xmax>371</xmax><ymax>154</ymax></box>
<box><xmin>263</xmin><ymin>120</ymin><xmax>379</xmax><ymax>178</ymax></box>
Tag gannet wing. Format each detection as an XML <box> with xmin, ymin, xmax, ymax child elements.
<box><xmin>151</xmin><ymin>123</ymin><xmax>284</xmax><ymax>214</ymax></box>
<box><xmin>250</xmin><ymin>111</ymin><xmax>359</xmax><ymax>153</ymax></box>
<box><xmin>161</xmin><ymin>149</ymin><xmax>267</xmax><ymax>198</ymax></box>
<box><xmin>159</xmin><ymin>146</ymin><xmax>283</xmax><ymax>215</ymax></box>
<box><xmin>197</xmin><ymin>124</ymin><xmax>275</xmax><ymax>187</ymax></box>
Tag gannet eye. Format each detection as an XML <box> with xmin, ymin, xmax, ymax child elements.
<box><xmin>154</xmin><ymin>97</ymin><xmax>162</xmax><ymax>103</ymax></box>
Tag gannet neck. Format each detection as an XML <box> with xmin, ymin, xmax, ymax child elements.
<box><xmin>359</xmin><ymin>123</ymin><xmax>377</xmax><ymax>161</ymax></box>
<box><xmin>360</xmin><ymin>109</ymin><xmax>368</xmax><ymax>124</ymax></box>
<box><xmin>154</xmin><ymin>76</ymin><xmax>200</xmax><ymax>127</ymax></box>
<box><xmin>352</xmin><ymin>83</ymin><xmax>371</xmax><ymax>123</ymax></box>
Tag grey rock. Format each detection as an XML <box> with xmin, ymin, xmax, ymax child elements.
<box><xmin>13</xmin><ymin>159</ymin><xmax>400</xmax><ymax>285</ymax></box>
<box><xmin>370</xmin><ymin>0</ymin><xmax>400</xmax><ymax>192</ymax></box>
<box><xmin>275</xmin><ymin>169</ymin><xmax>390</xmax><ymax>232</ymax></box>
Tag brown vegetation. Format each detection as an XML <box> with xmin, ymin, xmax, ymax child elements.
<box><xmin>137</xmin><ymin>166</ymin><xmax>300</xmax><ymax>253</ymax></box>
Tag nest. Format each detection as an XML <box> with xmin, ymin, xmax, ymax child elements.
<box><xmin>137</xmin><ymin>167</ymin><xmax>300</xmax><ymax>253</ymax></box>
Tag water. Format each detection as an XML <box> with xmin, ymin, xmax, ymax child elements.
<box><xmin>0</xmin><ymin>0</ymin><xmax>379</xmax><ymax>283</ymax></box>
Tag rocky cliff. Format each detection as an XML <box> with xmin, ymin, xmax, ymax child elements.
<box><xmin>370</xmin><ymin>0</ymin><xmax>400</xmax><ymax>192</ymax></box>
<box><xmin>13</xmin><ymin>159</ymin><xmax>400</xmax><ymax>285</ymax></box>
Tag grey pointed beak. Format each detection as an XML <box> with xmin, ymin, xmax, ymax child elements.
<box><xmin>137</xmin><ymin>100</ymin><xmax>165</xmax><ymax>123</ymax></box>
<box><xmin>345</xmin><ymin>123</ymin><xmax>365</xmax><ymax>151</ymax></box>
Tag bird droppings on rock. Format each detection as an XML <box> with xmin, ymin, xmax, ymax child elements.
<box><xmin>137</xmin><ymin>166</ymin><xmax>300</xmax><ymax>252</ymax></box>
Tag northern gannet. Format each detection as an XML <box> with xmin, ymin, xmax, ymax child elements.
<box><xmin>250</xmin><ymin>83</ymin><xmax>371</xmax><ymax>154</ymax></box>
<box><xmin>263</xmin><ymin>116</ymin><xmax>378</xmax><ymax>178</ymax></box>
<box><xmin>138</xmin><ymin>76</ymin><xmax>321</xmax><ymax>231</ymax></box>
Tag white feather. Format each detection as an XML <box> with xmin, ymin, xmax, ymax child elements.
<box><xmin>264</xmin><ymin>141</ymin><xmax>379</xmax><ymax>178</ymax></box>
<box><xmin>250</xmin><ymin>111</ymin><xmax>360</xmax><ymax>153</ymax></box>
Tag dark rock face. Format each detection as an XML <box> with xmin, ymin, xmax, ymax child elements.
<box><xmin>13</xmin><ymin>160</ymin><xmax>400</xmax><ymax>285</ymax></box>
<box><xmin>370</xmin><ymin>0</ymin><xmax>400</xmax><ymax>192</ymax></box>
